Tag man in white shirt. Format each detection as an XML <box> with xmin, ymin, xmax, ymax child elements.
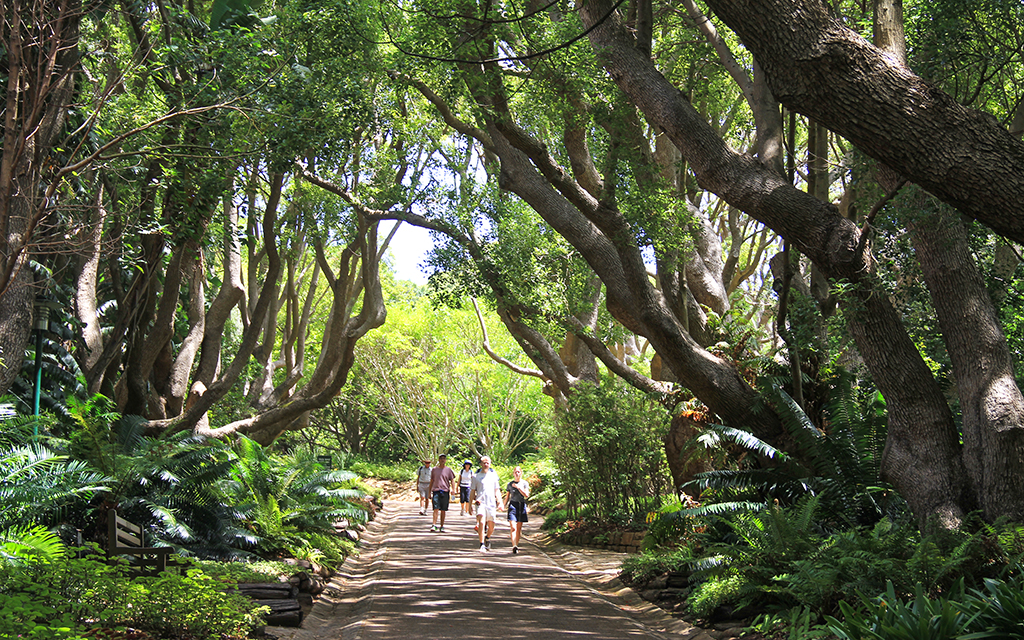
<box><xmin>469</xmin><ymin>455</ymin><xmax>502</xmax><ymax>552</ymax></box>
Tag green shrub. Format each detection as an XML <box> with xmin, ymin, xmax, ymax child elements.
<box><xmin>826</xmin><ymin>581</ymin><xmax>977</xmax><ymax>640</ymax></box>
<box><xmin>746</xmin><ymin>606</ymin><xmax>833</xmax><ymax>640</ymax></box>
<box><xmin>779</xmin><ymin>517</ymin><xmax>920</xmax><ymax>612</ymax></box>
<box><xmin>826</xmin><ymin>571</ymin><xmax>1024</xmax><ymax>640</ymax></box>
<box><xmin>549</xmin><ymin>375</ymin><xmax>671</xmax><ymax>523</ymax></box>
<box><xmin>620</xmin><ymin>548</ymin><xmax>694</xmax><ymax>585</ymax></box>
<box><xmin>349</xmin><ymin>477</ymin><xmax>383</xmax><ymax>501</ymax></box>
<box><xmin>349</xmin><ymin>458</ymin><xmax>416</xmax><ymax>482</ymax></box>
<box><xmin>643</xmin><ymin>499</ymin><xmax>705</xmax><ymax>550</ymax></box>
<box><xmin>187</xmin><ymin>558</ymin><xmax>300</xmax><ymax>583</ymax></box>
<box><xmin>304</xmin><ymin>530</ymin><xmax>356</xmax><ymax>566</ymax></box>
<box><xmin>514</xmin><ymin>453</ymin><xmax>559</xmax><ymax>512</ymax></box>
<box><xmin>0</xmin><ymin>554</ymin><xmax>265</xmax><ymax>639</ymax></box>
<box><xmin>541</xmin><ymin>509</ymin><xmax>568</xmax><ymax>532</ymax></box>
<box><xmin>688</xmin><ymin>571</ymin><xmax>745</xmax><ymax>618</ymax></box>
<box><xmin>960</xmin><ymin>572</ymin><xmax>1024</xmax><ymax>638</ymax></box>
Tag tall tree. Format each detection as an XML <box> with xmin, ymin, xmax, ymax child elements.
<box><xmin>14</xmin><ymin>0</ymin><xmax>394</xmax><ymax>444</ymax></box>
<box><xmin>0</xmin><ymin>0</ymin><xmax>83</xmax><ymax>394</ymax></box>
<box><xmin>577</xmin><ymin>0</ymin><xmax>1024</xmax><ymax>524</ymax></box>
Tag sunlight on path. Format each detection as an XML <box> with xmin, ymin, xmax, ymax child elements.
<box><xmin>270</xmin><ymin>501</ymin><xmax>699</xmax><ymax>640</ymax></box>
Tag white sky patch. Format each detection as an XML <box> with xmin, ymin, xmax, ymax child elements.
<box><xmin>384</xmin><ymin>221</ymin><xmax>434</xmax><ymax>284</ymax></box>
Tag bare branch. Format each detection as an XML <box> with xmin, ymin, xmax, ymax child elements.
<box><xmin>472</xmin><ymin>298</ymin><xmax>548</xmax><ymax>381</ymax></box>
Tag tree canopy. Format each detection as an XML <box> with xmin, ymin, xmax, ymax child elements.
<box><xmin>3</xmin><ymin>0</ymin><xmax>1024</xmax><ymax>528</ymax></box>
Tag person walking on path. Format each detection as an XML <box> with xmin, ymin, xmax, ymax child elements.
<box><xmin>429</xmin><ymin>454</ymin><xmax>456</xmax><ymax>532</ymax></box>
<box><xmin>470</xmin><ymin>455</ymin><xmax>502</xmax><ymax>552</ymax></box>
<box><xmin>415</xmin><ymin>459</ymin><xmax>433</xmax><ymax>516</ymax></box>
<box><xmin>503</xmin><ymin>466</ymin><xmax>530</xmax><ymax>554</ymax></box>
<box><xmin>458</xmin><ymin>461</ymin><xmax>474</xmax><ymax>516</ymax></box>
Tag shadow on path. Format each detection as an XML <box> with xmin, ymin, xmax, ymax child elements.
<box><xmin>269</xmin><ymin>501</ymin><xmax>706</xmax><ymax>640</ymax></box>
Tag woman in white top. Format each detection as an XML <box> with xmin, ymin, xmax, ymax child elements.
<box><xmin>459</xmin><ymin>461</ymin><xmax>474</xmax><ymax>515</ymax></box>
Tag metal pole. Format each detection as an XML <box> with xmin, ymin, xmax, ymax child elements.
<box><xmin>33</xmin><ymin>326</ymin><xmax>42</xmax><ymax>439</ymax></box>
<box><xmin>32</xmin><ymin>302</ymin><xmax>48</xmax><ymax>440</ymax></box>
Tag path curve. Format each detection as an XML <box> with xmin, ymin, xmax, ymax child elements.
<box><xmin>268</xmin><ymin>501</ymin><xmax>713</xmax><ymax>640</ymax></box>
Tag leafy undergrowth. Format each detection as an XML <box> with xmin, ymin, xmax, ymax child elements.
<box><xmin>0</xmin><ymin>553</ymin><xmax>267</xmax><ymax>640</ymax></box>
<box><xmin>186</xmin><ymin>558</ymin><xmax>303</xmax><ymax>585</ymax></box>
<box><xmin>619</xmin><ymin>548</ymin><xmax>694</xmax><ymax>586</ymax></box>
<box><xmin>542</xmin><ymin>509</ymin><xmax>640</xmax><ymax>535</ymax></box>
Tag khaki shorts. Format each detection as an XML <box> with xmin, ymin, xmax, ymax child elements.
<box><xmin>476</xmin><ymin>505</ymin><xmax>497</xmax><ymax>522</ymax></box>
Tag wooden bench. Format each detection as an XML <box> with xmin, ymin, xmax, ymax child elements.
<box><xmin>106</xmin><ymin>510</ymin><xmax>174</xmax><ymax>575</ymax></box>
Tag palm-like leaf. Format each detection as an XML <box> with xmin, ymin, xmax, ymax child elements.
<box><xmin>682</xmin><ymin>500</ymin><xmax>768</xmax><ymax>518</ymax></box>
<box><xmin>0</xmin><ymin>444</ymin><xmax>107</xmax><ymax>530</ymax></box>
<box><xmin>690</xmin><ymin>380</ymin><xmax>895</xmax><ymax>529</ymax></box>
<box><xmin>0</xmin><ymin>442</ymin><xmax>106</xmax><ymax>565</ymax></box>
<box><xmin>0</xmin><ymin>524</ymin><xmax>67</xmax><ymax>565</ymax></box>
<box><xmin>227</xmin><ymin>438</ymin><xmax>368</xmax><ymax>555</ymax></box>
<box><xmin>699</xmin><ymin>424</ymin><xmax>794</xmax><ymax>463</ymax></box>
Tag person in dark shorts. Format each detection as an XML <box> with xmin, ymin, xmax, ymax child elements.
<box><xmin>459</xmin><ymin>461</ymin><xmax>474</xmax><ymax>516</ymax></box>
<box><xmin>503</xmin><ymin>466</ymin><xmax>530</xmax><ymax>554</ymax></box>
<box><xmin>429</xmin><ymin>454</ymin><xmax>456</xmax><ymax>532</ymax></box>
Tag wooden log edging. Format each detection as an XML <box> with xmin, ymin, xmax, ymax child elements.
<box><xmin>255</xmin><ymin>599</ymin><xmax>304</xmax><ymax>627</ymax></box>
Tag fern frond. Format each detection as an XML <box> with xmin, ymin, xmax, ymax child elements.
<box><xmin>0</xmin><ymin>524</ymin><xmax>67</xmax><ymax>564</ymax></box>
<box><xmin>682</xmin><ymin>501</ymin><xmax>766</xmax><ymax>518</ymax></box>
<box><xmin>702</xmin><ymin>423</ymin><xmax>791</xmax><ymax>462</ymax></box>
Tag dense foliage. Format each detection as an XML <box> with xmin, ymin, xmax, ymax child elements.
<box><xmin>0</xmin><ymin>554</ymin><xmax>266</xmax><ymax>640</ymax></box>
<box><xmin>549</xmin><ymin>376</ymin><xmax>671</xmax><ymax>524</ymax></box>
<box><xmin>0</xmin><ymin>408</ymin><xmax>369</xmax><ymax>567</ymax></box>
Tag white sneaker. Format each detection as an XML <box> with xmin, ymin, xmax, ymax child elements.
<box><xmin>479</xmin><ymin>544</ymin><xmax>488</xmax><ymax>553</ymax></box>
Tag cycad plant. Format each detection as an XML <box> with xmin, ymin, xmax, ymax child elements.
<box><xmin>69</xmin><ymin>402</ymin><xmax>246</xmax><ymax>557</ymax></box>
<box><xmin>227</xmin><ymin>437</ymin><xmax>367</xmax><ymax>561</ymax></box>
<box><xmin>685</xmin><ymin>377</ymin><xmax>896</xmax><ymax>530</ymax></box>
<box><xmin>0</xmin><ymin>443</ymin><xmax>107</xmax><ymax>564</ymax></box>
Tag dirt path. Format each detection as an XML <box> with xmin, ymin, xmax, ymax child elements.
<box><xmin>269</xmin><ymin>500</ymin><xmax>723</xmax><ymax>640</ymax></box>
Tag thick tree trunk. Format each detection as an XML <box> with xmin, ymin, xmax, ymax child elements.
<box><xmin>194</xmin><ymin>190</ymin><xmax>244</xmax><ymax>388</ymax></box>
<box><xmin>665</xmin><ymin>412</ymin><xmax>714</xmax><ymax>499</ymax></box>
<box><xmin>0</xmin><ymin>0</ymin><xmax>79</xmax><ymax>396</ymax></box>
<box><xmin>487</xmin><ymin>129</ymin><xmax>782</xmax><ymax>441</ymax></box>
<box><xmin>76</xmin><ymin>181</ymin><xmax>107</xmax><ymax>383</ymax></box>
<box><xmin>211</xmin><ymin>222</ymin><xmax>387</xmax><ymax>444</ymax></box>
<box><xmin>165</xmin><ymin>247</ymin><xmax>206</xmax><ymax>417</ymax></box>
<box><xmin>0</xmin><ymin>268</ymin><xmax>33</xmax><ymax>396</ymax></box>
<box><xmin>701</xmin><ymin>0</ymin><xmax>1024</xmax><ymax>243</ymax></box>
<box><xmin>910</xmin><ymin>197</ymin><xmax>1024</xmax><ymax>521</ymax></box>
<box><xmin>151</xmin><ymin>172</ymin><xmax>286</xmax><ymax>436</ymax></box>
<box><xmin>120</xmin><ymin>233</ymin><xmax>165</xmax><ymax>414</ymax></box>
<box><xmin>579</xmin><ymin>0</ymin><xmax>973</xmax><ymax>524</ymax></box>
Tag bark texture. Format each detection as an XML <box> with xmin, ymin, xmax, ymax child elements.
<box><xmin>702</xmin><ymin>0</ymin><xmax>1024</xmax><ymax>243</ymax></box>
<box><xmin>910</xmin><ymin>198</ymin><xmax>1024</xmax><ymax>521</ymax></box>
<box><xmin>579</xmin><ymin>0</ymin><xmax>974</xmax><ymax>524</ymax></box>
